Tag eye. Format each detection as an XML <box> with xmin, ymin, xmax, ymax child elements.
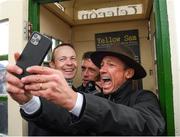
<box><xmin>100</xmin><ymin>62</ymin><xmax>104</xmax><ymax>68</ymax></box>
<box><xmin>109</xmin><ymin>63</ymin><xmax>115</xmax><ymax>66</ymax></box>
<box><xmin>57</xmin><ymin>57</ymin><xmax>66</xmax><ymax>62</ymax></box>
<box><xmin>89</xmin><ymin>68</ymin><xmax>96</xmax><ymax>73</ymax></box>
<box><xmin>81</xmin><ymin>66</ymin><xmax>86</xmax><ymax>71</ymax></box>
<box><xmin>71</xmin><ymin>56</ymin><xmax>76</xmax><ymax>61</ymax></box>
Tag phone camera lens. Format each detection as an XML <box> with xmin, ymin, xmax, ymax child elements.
<box><xmin>34</xmin><ymin>34</ymin><xmax>38</xmax><ymax>38</ymax></box>
<box><xmin>31</xmin><ymin>39</ymin><xmax>35</xmax><ymax>43</ymax></box>
<box><xmin>35</xmin><ymin>39</ymin><xmax>39</xmax><ymax>42</ymax></box>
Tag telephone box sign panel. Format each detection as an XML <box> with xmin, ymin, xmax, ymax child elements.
<box><xmin>95</xmin><ymin>29</ymin><xmax>141</xmax><ymax>63</ymax></box>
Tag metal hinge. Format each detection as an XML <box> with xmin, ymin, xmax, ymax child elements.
<box><xmin>23</xmin><ymin>21</ymin><xmax>33</xmax><ymax>40</ymax></box>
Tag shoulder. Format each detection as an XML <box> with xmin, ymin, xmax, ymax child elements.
<box><xmin>133</xmin><ymin>90</ymin><xmax>160</xmax><ymax>106</ymax></box>
<box><xmin>77</xmin><ymin>85</ymin><xmax>84</xmax><ymax>92</ymax></box>
<box><xmin>134</xmin><ymin>89</ymin><xmax>157</xmax><ymax>97</ymax></box>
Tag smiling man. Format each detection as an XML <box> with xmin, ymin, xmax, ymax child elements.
<box><xmin>49</xmin><ymin>43</ymin><xmax>77</xmax><ymax>86</ymax></box>
<box><xmin>6</xmin><ymin>43</ymin><xmax>78</xmax><ymax>136</ymax></box>
<box><xmin>7</xmin><ymin>44</ymin><xmax>165</xmax><ymax>135</ymax></box>
<box><xmin>28</xmin><ymin>43</ymin><xmax>78</xmax><ymax>135</ymax></box>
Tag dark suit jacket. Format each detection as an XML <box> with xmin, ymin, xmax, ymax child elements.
<box><xmin>27</xmin><ymin>86</ymin><xmax>77</xmax><ymax>136</ymax></box>
<box><xmin>21</xmin><ymin>81</ymin><xmax>165</xmax><ymax>135</ymax></box>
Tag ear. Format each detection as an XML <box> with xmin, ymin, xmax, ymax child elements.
<box><xmin>49</xmin><ymin>61</ymin><xmax>55</xmax><ymax>68</ymax></box>
<box><xmin>125</xmin><ymin>68</ymin><xmax>135</xmax><ymax>79</ymax></box>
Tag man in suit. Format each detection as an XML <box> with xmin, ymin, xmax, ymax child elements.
<box><xmin>6</xmin><ymin>43</ymin><xmax>78</xmax><ymax>135</ymax></box>
<box><xmin>6</xmin><ymin>45</ymin><xmax>165</xmax><ymax>135</ymax></box>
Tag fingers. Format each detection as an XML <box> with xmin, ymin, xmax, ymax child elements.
<box><xmin>6</xmin><ymin>72</ymin><xmax>24</xmax><ymax>89</ymax></box>
<box><xmin>26</xmin><ymin>66</ymin><xmax>59</xmax><ymax>75</ymax></box>
<box><xmin>7</xmin><ymin>83</ymin><xmax>24</xmax><ymax>94</ymax></box>
<box><xmin>6</xmin><ymin>64</ymin><xmax>23</xmax><ymax>75</ymax></box>
<box><xmin>21</xmin><ymin>74</ymin><xmax>60</xmax><ymax>84</ymax></box>
<box><xmin>24</xmin><ymin>81</ymin><xmax>57</xmax><ymax>91</ymax></box>
<box><xmin>6</xmin><ymin>65</ymin><xmax>24</xmax><ymax>94</ymax></box>
<box><xmin>14</xmin><ymin>52</ymin><xmax>21</xmax><ymax>62</ymax></box>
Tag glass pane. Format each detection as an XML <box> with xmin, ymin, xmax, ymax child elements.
<box><xmin>0</xmin><ymin>19</ymin><xmax>8</xmax><ymax>135</ymax></box>
<box><xmin>0</xmin><ymin>20</ymin><xmax>8</xmax><ymax>56</ymax></box>
<box><xmin>44</xmin><ymin>37</ymin><xmax>62</xmax><ymax>63</ymax></box>
<box><xmin>0</xmin><ymin>66</ymin><xmax>6</xmax><ymax>94</ymax></box>
<box><xmin>0</xmin><ymin>98</ymin><xmax>8</xmax><ymax>135</ymax></box>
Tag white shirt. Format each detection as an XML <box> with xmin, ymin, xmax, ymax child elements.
<box><xmin>20</xmin><ymin>92</ymin><xmax>84</xmax><ymax>117</ymax></box>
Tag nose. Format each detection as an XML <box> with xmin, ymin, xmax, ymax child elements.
<box><xmin>66</xmin><ymin>58</ymin><xmax>73</xmax><ymax>65</ymax></box>
<box><xmin>83</xmin><ymin>69</ymin><xmax>89</xmax><ymax>77</ymax></box>
<box><xmin>100</xmin><ymin>65</ymin><xmax>107</xmax><ymax>74</ymax></box>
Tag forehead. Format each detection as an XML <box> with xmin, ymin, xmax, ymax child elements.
<box><xmin>82</xmin><ymin>59</ymin><xmax>99</xmax><ymax>68</ymax></box>
<box><xmin>55</xmin><ymin>46</ymin><xmax>76</xmax><ymax>57</ymax></box>
<box><xmin>102</xmin><ymin>56</ymin><xmax>125</xmax><ymax>65</ymax></box>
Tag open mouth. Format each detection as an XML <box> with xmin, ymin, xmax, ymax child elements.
<box><xmin>101</xmin><ymin>76</ymin><xmax>111</xmax><ymax>84</ymax></box>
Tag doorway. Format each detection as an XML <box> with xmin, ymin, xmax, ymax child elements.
<box><xmin>29</xmin><ymin>0</ymin><xmax>174</xmax><ymax>135</ymax></box>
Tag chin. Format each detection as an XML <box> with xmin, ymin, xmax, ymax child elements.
<box><xmin>65</xmin><ymin>75</ymin><xmax>74</xmax><ymax>80</ymax></box>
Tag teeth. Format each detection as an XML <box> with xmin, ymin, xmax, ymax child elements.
<box><xmin>65</xmin><ymin>69</ymin><xmax>74</xmax><ymax>71</ymax></box>
<box><xmin>101</xmin><ymin>76</ymin><xmax>110</xmax><ymax>80</ymax></box>
<box><xmin>101</xmin><ymin>76</ymin><xmax>111</xmax><ymax>82</ymax></box>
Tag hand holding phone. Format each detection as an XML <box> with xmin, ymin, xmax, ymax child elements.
<box><xmin>16</xmin><ymin>32</ymin><xmax>52</xmax><ymax>79</ymax></box>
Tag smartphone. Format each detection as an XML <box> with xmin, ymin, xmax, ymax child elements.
<box><xmin>16</xmin><ymin>32</ymin><xmax>52</xmax><ymax>79</ymax></box>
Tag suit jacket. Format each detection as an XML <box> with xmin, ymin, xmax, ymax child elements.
<box><xmin>21</xmin><ymin>81</ymin><xmax>165</xmax><ymax>135</ymax></box>
<box><xmin>27</xmin><ymin>86</ymin><xmax>77</xmax><ymax>136</ymax></box>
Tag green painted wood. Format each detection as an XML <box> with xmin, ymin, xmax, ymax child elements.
<box><xmin>0</xmin><ymin>96</ymin><xmax>8</xmax><ymax>102</ymax></box>
<box><xmin>28</xmin><ymin>0</ymin><xmax>175</xmax><ymax>135</ymax></box>
<box><xmin>28</xmin><ymin>0</ymin><xmax>40</xmax><ymax>32</ymax></box>
<box><xmin>154</xmin><ymin>0</ymin><xmax>175</xmax><ymax>135</ymax></box>
<box><xmin>0</xmin><ymin>54</ymin><xmax>8</xmax><ymax>61</ymax></box>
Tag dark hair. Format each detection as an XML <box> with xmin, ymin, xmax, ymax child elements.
<box><xmin>51</xmin><ymin>43</ymin><xmax>75</xmax><ymax>61</ymax></box>
<box><xmin>82</xmin><ymin>51</ymin><xmax>94</xmax><ymax>60</ymax></box>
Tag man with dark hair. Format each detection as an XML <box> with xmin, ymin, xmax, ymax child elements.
<box><xmin>6</xmin><ymin>45</ymin><xmax>165</xmax><ymax>135</ymax></box>
<box><xmin>77</xmin><ymin>51</ymin><xmax>102</xmax><ymax>94</ymax></box>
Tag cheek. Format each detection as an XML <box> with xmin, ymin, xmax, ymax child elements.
<box><xmin>55</xmin><ymin>64</ymin><xmax>64</xmax><ymax>70</ymax></box>
<box><xmin>73</xmin><ymin>62</ymin><xmax>78</xmax><ymax>68</ymax></box>
<box><xmin>111</xmin><ymin>71</ymin><xmax>126</xmax><ymax>87</ymax></box>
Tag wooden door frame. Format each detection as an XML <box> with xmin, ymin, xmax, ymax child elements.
<box><xmin>29</xmin><ymin>0</ymin><xmax>175</xmax><ymax>135</ymax></box>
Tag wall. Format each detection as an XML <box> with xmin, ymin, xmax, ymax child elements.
<box><xmin>0</xmin><ymin>0</ymin><xmax>28</xmax><ymax>136</ymax></box>
<box><xmin>40</xmin><ymin>6</ymin><xmax>72</xmax><ymax>43</ymax></box>
<box><xmin>72</xmin><ymin>20</ymin><xmax>156</xmax><ymax>92</ymax></box>
<box><xmin>149</xmin><ymin>9</ymin><xmax>158</xmax><ymax>94</ymax></box>
<box><xmin>167</xmin><ymin>0</ymin><xmax>180</xmax><ymax>135</ymax></box>
<box><xmin>39</xmin><ymin>4</ymin><xmax>156</xmax><ymax>92</ymax></box>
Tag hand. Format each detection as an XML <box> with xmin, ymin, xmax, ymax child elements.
<box><xmin>21</xmin><ymin>66</ymin><xmax>77</xmax><ymax>111</ymax></box>
<box><xmin>6</xmin><ymin>53</ymin><xmax>33</xmax><ymax>105</ymax></box>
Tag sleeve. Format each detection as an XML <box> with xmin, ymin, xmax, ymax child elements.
<box><xmin>20</xmin><ymin>97</ymin><xmax>72</xmax><ymax>133</ymax></box>
<box><xmin>69</xmin><ymin>92</ymin><xmax>84</xmax><ymax>117</ymax></box>
<box><xmin>70</xmin><ymin>91</ymin><xmax>165</xmax><ymax>135</ymax></box>
<box><xmin>20</xmin><ymin>96</ymin><xmax>41</xmax><ymax>115</ymax></box>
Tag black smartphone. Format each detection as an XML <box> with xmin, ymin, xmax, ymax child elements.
<box><xmin>16</xmin><ymin>32</ymin><xmax>52</xmax><ymax>79</ymax></box>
